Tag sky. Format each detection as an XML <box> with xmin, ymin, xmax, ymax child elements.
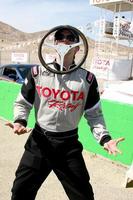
<box><xmin>0</xmin><ymin>0</ymin><xmax>101</xmax><ymax>34</ymax></box>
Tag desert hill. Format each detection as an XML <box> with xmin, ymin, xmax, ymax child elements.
<box><xmin>0</xmin><ymin>21</ymin><xmax>95</xmax><ymax>45</ymax></box>
<box><xmin>0</xmin><ymin>20</ymin><xmax>132</xmax><ymax>51</ymax></box>
<box><xmin>0</xmin><ymin>21</ymin><xmax>94</xmax><ymax>44</ymax></box>
<box><xmin>0</xmin><ymin>21</ymin><xmax>48</xmax><ymax>42</ymax></box>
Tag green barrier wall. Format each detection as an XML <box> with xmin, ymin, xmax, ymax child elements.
<box><xmin>79</xmin><ymin>100</ymin><xmax>133</xmax><ymax>166</ymax></box>
<box><xmin>0</xmin><ymin>81</ymin><xmax>35</xmax><ymax>126</ymax></box>
<box><xmin>0</xmin><ymin>81</ymin><xmax>132</xmax><ymax>166</ymax></box>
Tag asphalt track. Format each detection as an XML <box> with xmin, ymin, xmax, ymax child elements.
<box><xmin>0</xmin><ymin>118</ymin><xmax>133</xmax><ymax>200</ymax></box>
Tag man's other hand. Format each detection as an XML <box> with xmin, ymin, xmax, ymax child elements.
<box><xmin>5</xmin><ymin>122</ymin><xmax>32</xmax><ymax>135</ymax></box>
<box><xmin>103</xmin><ymin>137</ymin><xmax>125</xmax><ymax>155</ymax></box>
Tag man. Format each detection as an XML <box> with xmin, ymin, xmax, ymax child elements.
<box><xmin>6</xmin><ymin>27</ymin><xmax>124</xmax><ymax>200</ymax></box>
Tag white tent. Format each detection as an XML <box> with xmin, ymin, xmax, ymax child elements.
<box><xmin>90</xmin><ymin>0</ymin><xmax>133</xmax><ymax>12</ymax></box>
<box><xmin>90</xmin><ymin>0</ymin><xmax>133</xmax><ymax>81</ymax></box>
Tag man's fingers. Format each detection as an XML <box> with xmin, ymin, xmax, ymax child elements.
<box><xmin>5</xmin><ymin>122</ymin><xmax>14</xmax><ymax>129</ymax></box>
<box><xmin>116</xmin><ymin>149</ymin><xmax>122</xmax><ymax>154</ymax></box>
<box><xmin>5</xmin><ymin>122</ymin><xmax>32</xmax><ymax>135</ymax></box>
<box><xmin>14</xmin><ymin>128</ymin><xmax>32</xmax><ymax>135</ymax></box>
<box><xmin>116</xmin><ymin>137</ymin><xmax>125</xmax><ymax>144</ymax></box>
<box><xmin>104</xmin><ymin>141</ymin><xmax>123</xmax><ymax>155</ymax></box>
<box><xmin>27</xmin><ymin>128</ymin><xmax>32</xmax><ymax>133</ymax></box>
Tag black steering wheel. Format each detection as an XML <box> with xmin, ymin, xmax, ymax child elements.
<box><xmin>38</xmin><ymin>25</ymin><xmax>88</xmax><ymax>74</ymax></box>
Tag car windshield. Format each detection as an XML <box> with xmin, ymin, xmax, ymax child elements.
<box><xmin>17</xmin><ymin>66</ymin><xmax>32</xmax><ymax>79</ymax></box>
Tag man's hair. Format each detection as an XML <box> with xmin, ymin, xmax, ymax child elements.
<box><xmin>54</xmin><ymin>28</ymin><xmax>79</xmax><ymax>43</ymax></box>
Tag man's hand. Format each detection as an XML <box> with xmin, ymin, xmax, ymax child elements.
<box><xmin>5</xmin><ymin>122</ymin><xmax>32</xmax><ymax>135</ymax></box>
<box><xmin>103</xmin><ymin>137</ymin><xmax>125</xmax><ymax>155</ymax></box>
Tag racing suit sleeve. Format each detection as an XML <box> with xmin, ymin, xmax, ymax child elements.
<box><xmin>13</xmin><ymin>69</ymin><xmax>35</xmax><ymax>127</ymax></box>
<box><xmin>84</xmin><ymin>73</ymin><xmax>112</xmax><ymax>145</ymax></box>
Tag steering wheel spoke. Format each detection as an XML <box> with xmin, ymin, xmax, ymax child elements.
<box><xmin>44</xmin><ymin>42</ymin><xmax>55</xmax><ymax>49</ymax></box>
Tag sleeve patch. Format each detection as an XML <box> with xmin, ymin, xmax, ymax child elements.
<box><xmin>32</xmin><ymin>66</ymin><xmax>39</xmax><ymax>77</ymax></box>
<box><xmin>86</xmin><ymin>72</ymin><xmax>94</xmax><ymax>84</ymax></box>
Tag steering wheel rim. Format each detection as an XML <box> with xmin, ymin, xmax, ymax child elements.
<box><xmin>38</xmin><ymin>25</ymin><xmax>88</xmax><ymax>74</ymax></box>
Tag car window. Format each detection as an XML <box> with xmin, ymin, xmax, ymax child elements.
<box><xmin>0</xmin><ymin>67</ymin><xmax>3</xmax><ymax>75</ymax></box>
<box><xmin>17</xmin><ymin>66</ymin><xmax>31</xmax><ymax>79</ymax></box>
<box><xmin>3</xmin><ymin>67</ymin><xmax>16</xmax><ymax>76</ymax></box>
<box><xmin>3</xmin><ymin>67</ymin><xmax>17</xmax><ymax>80</ymax></box>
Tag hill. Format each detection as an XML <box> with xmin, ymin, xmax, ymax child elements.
<box><xmin>0</xmin><ymin>21</ymin><xmax>48</xmax><ymax>42</ymax></box>
<box><xmin>0</xmin><ymin>21</ymin><xmax>95</xmax><ymax>45</ymax></box>
<box><xmin>0</xmin><ymin>20</ymin><xmax>131</xmax><ymax>51</ymax></box>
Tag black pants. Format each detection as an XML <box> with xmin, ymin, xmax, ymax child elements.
<box><xmin>11</xmin><ymin>124</ymin><xmax>94</xmax><ymax>200</ymax></box>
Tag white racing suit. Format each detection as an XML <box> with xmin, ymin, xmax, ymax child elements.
<box><xmin>11</xmin><ymin>65</ymin><xmax>111</xmax><ymax>200</ymax></box>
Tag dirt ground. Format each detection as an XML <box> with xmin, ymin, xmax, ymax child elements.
<box><xmin>0</xmin><ymin>118</ymin><xmax>133</xmax><ymax>200</ymax></box>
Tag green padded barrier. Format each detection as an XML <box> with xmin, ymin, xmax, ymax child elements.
<box><xmin>79</xmin><ymin>100</ymin><xmax>133</xmax><ymax>166</ymax></box>
<box><xmin>0</xmin><ymin>81</ymin><xmax>35</xmax><ymax>126</ymax></box>
<box><xmin>0</xmin><ymin>81</ymin><xmax>132</xmax><ymax>165</ymax></box>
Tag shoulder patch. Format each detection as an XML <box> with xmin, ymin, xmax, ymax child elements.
<box><xmin>86</xmin><ymin>72</ymin><xmax>94</xmax><ymax>84</ymax></box>
<box><xmin>31</xmin><ymin>65</ymin><xmax>39</xmax><ymax>77</ymax></box>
